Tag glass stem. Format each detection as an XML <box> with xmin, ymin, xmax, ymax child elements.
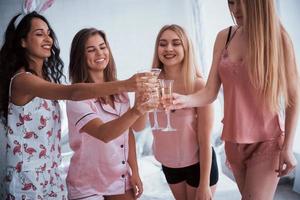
<box><xmin>153</xmin><ymin>109</ymin><xmax>159</xmax><ymax>126</ymax></box>
<box><xmin>166</xmin><ymin>110</ymin><xmax>171</xmax><ymax>128</ymax></box>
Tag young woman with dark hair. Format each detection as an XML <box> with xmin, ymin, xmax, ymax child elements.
<box><xmin>0</xmin><ymin>12</ymin><xmax>155</xmax><ymax>199</ymax></box>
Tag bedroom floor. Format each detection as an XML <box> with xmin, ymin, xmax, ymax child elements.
<box><xmin>138</xmin><ymin>155</ymin><xmax>300</xmax><ymax>200</ymax></box>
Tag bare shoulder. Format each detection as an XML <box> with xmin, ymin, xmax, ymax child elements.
<box><xmin>12</xmin><ymin>71</ymin><xmax>44</xmax><ymax>88</ymax></box>
<box><xmin>217</xmin><ymin>27</ymin><xmax>232</xmax><ymax>38</ymax></box>
<box><xmin>12</xmin><ymin>71</ymin><xmax>33</xmax><ymax>87</ymax></box>
<box><xmin>214</xmin><ymin>26</ymin><xmax>233</xmax><ymax>48</ymax></box>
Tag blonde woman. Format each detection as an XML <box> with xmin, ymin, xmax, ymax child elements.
<box><xmin>173</xmin><ymin>0</ymin><xmax>299</xmax><ymax>199</ymax></box>
<box><xmin>149</xmin><ymin>24</ymin><xmax>218</xmax><ymax>200</ymax></box>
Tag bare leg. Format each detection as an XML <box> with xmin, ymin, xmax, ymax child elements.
<box><xmin>225</xmin><ymin>140</ymin><xmax>281</xmax><ymax>200</ymax></box>
<box><xmin>186</xmin><ymin>183</ymin><xmax>197</xmax><ymax>200</ymax></box>
<box><xmin>241</xmin><ymin>156</ymin><xmax>279</xmax><ymax>200</ymax></box>
<box><xmin>76</xmin><ymin>194</ymin><xmax>104</xmax><ymax>200</ymax></box>
<box><xmin>168</xmin><ymin>181</ymin><xmax>187</xmax><ymax>200</ymax></box>
<box><xmin>186</xmin><ymin>183</ymin><xmax>218</xmax><ymax>200</ymax></box>
<box><xmin>229</xmin><ymin>163</ymin><xmax>247</xmax><ymax>193</ymax></box>
<box><xmin>224</xmin><ymin>142</ymin><xmax>247</xmax><ymax>193</ymax></box>
<box><xmin>104</xmin><ymin>189</ymin><xmax>136</xmax><ymax>200</ymax></box>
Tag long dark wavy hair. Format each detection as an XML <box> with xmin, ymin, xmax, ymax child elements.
<box><xmin>0</xmin><ymin>11</ymin><xmax>65</xmax><ymax>124</ymax></box>
<box><xmin>69</xmin><ymin>28</ymin><xmax>127</xmax><ymax>103</ymax></box>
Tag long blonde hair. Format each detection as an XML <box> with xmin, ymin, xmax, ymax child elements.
<box><xmin>152</xmin><ymin>24</ymin><xmax>202</xmax><ymax>94</ymax></box>
<box><xmin>242</xmin><ymin>0</ymin><xmax>296</xmax><ymax>113</ymax></box>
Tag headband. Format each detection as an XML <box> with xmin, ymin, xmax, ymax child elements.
<box><xmin>14</xmin><ymin>0</ymin><xmax>55</xmax><ymax>28</ymax></box>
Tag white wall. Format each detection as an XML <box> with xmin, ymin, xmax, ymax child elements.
<box><xmin>0</xmin><ymin>0</ymin><xmax>299</xmax><ymax>197</ymax></box>
<box><xmin>0</xmin><ymin>0</ymin><xmax>199</xmax><ymax>197</ymax></box>
<box><xmin>279</xmin><ymin>0</ymin><xmax>300</xmax><ymax>61</ymax></box>
<box><xmin>199</xmin><ymin>0</ymin><xmax>232</xmax><ymax>76</ymax></box>
<box><xmin>0</xmin><ymin>0</ymin><xmax>197</xmax><ymax>80</ymax></box>
<box><xmin>199</xmin><ymin>0</ymin><xmax>300</xmax><ymax>77</ymax></box>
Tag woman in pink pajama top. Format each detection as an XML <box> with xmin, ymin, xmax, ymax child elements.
<box><xmin>173</xmin><ymin>0</ymin><xmax>299</xmax><ymax>199</ymax></box>
<box><xmin>0</xmin><ymin>11</ymin><xmax>155</xmax><ymax>200</ymax></box>
<box><xmin>149</xmin><ymin>24</ymin><xmax>219</xmax><ymax>200</ymax></box>
<box><xmin>66</xmin><ymin>28</ymin><xmax>157</xmax><ymax>200</ymax></box>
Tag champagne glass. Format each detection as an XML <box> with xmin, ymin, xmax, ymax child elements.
<box><xmin>136</xmin><ymin>68</ymin><xmax>156</xmax><ymax>95</ymax></box>
<box><xmin>137</xmin><ymin>68</ymin><xmax>162</xmax><ymax>130</ymax></box>
<box><xmin>150</xmin><ymin>68</ymin><xmax>162</xmax><ymax>130</ymax></box>
<box><xmin>160</xmin><ymin>79</ymin><xmax>176</xmax><ymax>132</ymax></box>
<box><xmin>150</xmin><ymin>68</ymin><xmax>161</xmax><ymax>79</ymax></box>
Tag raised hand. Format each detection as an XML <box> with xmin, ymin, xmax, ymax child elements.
<box><xmin>132</xmin><ymin>91</ymin><xmax>159</xmax><ymax>116</ymax></box>
<box><xmin>125</xmin><ymin>72</ymin><xmax>157</xmax><ymax>92</ymax></box>
<box><xmin>171</xmin><ymin>92</ymin><xmax>190</xmax><ymax>110</ymax></box>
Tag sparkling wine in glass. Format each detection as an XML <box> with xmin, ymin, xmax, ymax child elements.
<box><xmin>150</xmin><ymin>68</ymin><xmax>162</xmax><ymax>130</ymax></box>
<box><xmin>151</xmin><ymin>68</ymin><xmax>161</xmax><ymax>79</ymax></box>
<box><xmin>160</xmin><ymin>79</ymin><xmax>176</xmax><ymax>132</ymax></box>
<box><xmin>137</xmin><ymin>68</ymin><xmax>162</xmax><ymax>130</ymax></box>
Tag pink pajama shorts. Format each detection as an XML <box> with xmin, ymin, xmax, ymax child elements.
<box><xmin>224</xmin><ymin>136</ymin><xmax>283</xmax><ymax>168</ymax></box>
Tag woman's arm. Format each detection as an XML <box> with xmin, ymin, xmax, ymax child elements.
<box><xmin>128</xmin><ymin>128</ymin><xmax>139</xmax><ymax>176</ymax></box>
<box><xmin>131</xmin><ymin>113</ymin><xmax>148</xmax><ymax>132</ymax></box>
<box><xmin>131</xmin><ymin>93</ymin><xmax>149</xmax><ymax>132</ymax></box>
<box><xmin>128</xmin><ymin>128</ymin><xmax>143</xmax><ymax>198</ymax></box>
<box><xmin>277</xmin><ymin>32</ymin><xmax>300</xmax><ymax>176</ymax></box>
<box><xmin>195</xmin><ymin>79</ymin><xmax>215</xmax><ymax>200</ymax></box>
<box><xmin>11</xmin><ymin>72</ymin><xmax>153</xmax><ymax>104</ymax></box>
<box><xmin>80</xmin><ymin>96</ymin><xmax>155</xmax><ymax>143</ymax></box>
<box><xmin>173</xmin><ymin>29</ymin><xmax>229</xmax><ymax>109</ymax></box>
<box><xmin>81</xmin><ymin>108</ymin><xmax>141</xmax><ymax>143</ymax></box>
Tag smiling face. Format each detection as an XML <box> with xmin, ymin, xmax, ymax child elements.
<box><xmin>84</xmin><ymin>34</ymin><xmax>110</xmax><ymax>72</ymax></box>
<box><xmin>21</xmin><ymin>18</ymin><xmax>53</xmax><ymax>62</ymax></box>
<box><xmin>157</xmin><ymin>29</ymin><xmax>184</xmax><ymax>68</ymax></box>
<box><xmin>228</xmin><ymin>0</ymin><xmax>244</xmax><ymax>26</ymax></box>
